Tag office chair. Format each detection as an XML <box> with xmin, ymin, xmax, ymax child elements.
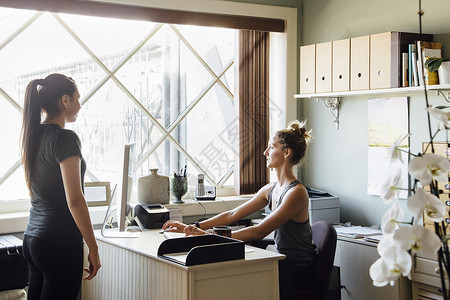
<box><xmin>291</xmin><ymin>221</ymin><xmax>337</xmax><ymax>300</ymax></box>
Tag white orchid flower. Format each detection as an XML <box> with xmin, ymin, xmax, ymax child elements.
<box><xmin>381</xmin><ymin>200</ymin><xmax>404</xmax><ymax>233</ymax></box>
<box><xmin>369</xmin><ymin>258</ymin><xmax>392</xmax><ymax>287</ymax></box>
<box><xmin>394</xmin><ymin>224</ymin><xmax>441</xmax><ymax>258</ymax></box>
<box><xmin>409</xmin><ymin>153</ymin><xmax>450</xmax><ymax>186</ymax></box>
<box><xmin>386</xmin><ymin>133</ymin><xmax>410</xmax><ymax>163</ymax></box>
<box><xmin>380</xmin><ymin>169</ymin><xmax>402</xmax><ymax>203</ymax></box>
<box><xmin>426</xmin><ymin>107</ymin><xmax>450</xmax><ymax>129</ymax></box>
<box><xmin>370</xmin><ymin>234</ymin><xmax>412</xmax><ymax>286</ymax></box>
<box><xmin>377</xmin><ymin>233</ymin><xmax>395</xmax><ymax>257</ymax></box>
<box><xmin>407</xmin><ymin>188</ymin><xmax>446</xmax><ymax>223</ymax></box>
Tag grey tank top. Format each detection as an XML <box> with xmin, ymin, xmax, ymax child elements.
<box><xmin>267</xmin><ymin>180</ymin><xmax>316</xmax><ymax>266</ymax></box>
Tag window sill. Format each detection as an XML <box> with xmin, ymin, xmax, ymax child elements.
<box><xmin>0</xmin><ymin>211</ymin><xmax>29</xmax><ymax>234</ymax></box>
<box><xmin>0</xmin><ymin>195</ymin><xmax>256</xmax><ymax>235</ymax></box>
<box><xmin>0</xmin><ymin>206</ymin><xmax>109</xmax><ymax>235</ymax></box>
<box><xmin>165</xmin><ymin>195</ymin><xmax>255</xmax><ymax>217</ymax></box>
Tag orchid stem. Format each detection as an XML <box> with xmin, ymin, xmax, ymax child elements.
<box><xmin>423</xmin><ymin>129</ymin><xmax>441</xmax><ymax>154</ymax></box>
<box><xmin>397</xmin><ymin>148</ymin><xmax>418</xmax><ymax>156</ymax></box>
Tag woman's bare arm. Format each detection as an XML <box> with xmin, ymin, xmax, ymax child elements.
<box><xmin>231</xmin><ymin>185</ymin><xmax>309</xmax><ymax>242</ymax></box>
<box><xmin>60</xmin><ymin>156</ymin><xmax>101</xmax><ymax>280</ymax></box>
<box><xmin>163</xmin><ymin>183</ymin><xmax>272</xmax><ymax>233</ymax></box>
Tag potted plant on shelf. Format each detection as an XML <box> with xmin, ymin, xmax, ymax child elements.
<box><xmin>425</xmin><ymin>57</ymin><xmax>450</xmax><ymax>84</ymax></box>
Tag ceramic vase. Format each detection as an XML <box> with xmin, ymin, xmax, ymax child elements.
<box><xmin>137</xmin><ymin>169</ymin><xmax>169</xmax><ymax>204</ymax></box>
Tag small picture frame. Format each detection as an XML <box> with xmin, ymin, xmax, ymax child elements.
<box><xmin>84</xmin><ymin>181</ymin><xmax>111</xmax><ymax>207</ymax></box>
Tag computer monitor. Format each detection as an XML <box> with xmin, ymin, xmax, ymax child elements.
<box><xmin>101</xmin><ymin>143</ymin><xmax>140</xmax><ymax>238</ymax></box>
<box><xmin>118</xmin><ymin>143</ymin><xmax>132</xmax><ymax>232</ymax></box>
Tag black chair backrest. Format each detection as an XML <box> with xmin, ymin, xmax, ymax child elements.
<box><xmin>311</xmin><ymin>221</ymin><xmax>337</xmax><ymax>299</ymax></box>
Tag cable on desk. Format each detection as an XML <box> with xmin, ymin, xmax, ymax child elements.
<box><xmin>194</xmin><ymin>199</ymin><xmax>207</xmax><ymax>221</ymax></box>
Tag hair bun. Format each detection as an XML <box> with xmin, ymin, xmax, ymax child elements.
<box><xmin>288</xmin><ymin>120</ymin><xmax>305</xmax><ymax>135</ymax></box>
<box><xmin>287</xmin><ymin>120</ymin><xmax>312</xmax><ymax>143</ymax></box>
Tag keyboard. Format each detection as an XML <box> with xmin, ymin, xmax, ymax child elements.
<box><xmin>163</xmin><ymin>231</ymin><xmax>186</xmax><ymax>239</ymax></box>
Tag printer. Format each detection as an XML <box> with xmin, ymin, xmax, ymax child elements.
<box><xmin>135</xmin><ymin>203</ymin><xmax>170</xmax><ymax>229</ymax></box>
<box><xmin>307</xmin><ymin>187</ymin><xmax>340</xmax><ymax>224</ymax></box>
<box><xmin>263</xmin><ymin>187</ymin><xmax>339</xmax><ymax>224</ymax></box>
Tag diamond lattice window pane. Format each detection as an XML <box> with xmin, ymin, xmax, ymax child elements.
<box><xmin>59</xmin><ymin>13</ymin><xmax>156</xmax><ymax>69</ymax></box>
<box><xmin>69</xmin><ymin>80</ymin><xmax>166</xmax><ymax>183</ymax></box>
<box><xmin>0</xmin><ymin>8</ymin><xmax>37</xmax><ymax>44</ymax></box>
<box><xmin>0</xmin><ymin>13</ymin><xmax>93</xmax><ymax>84</ymax></box>
<box><xmin>0</xmin><ymin>167</ymin><xmax>28</xmax><ymax>200</ymax></box>
<box><xmin>173</xmin><ymin>88</ymin><xmax>236</xmax><ymax>184</ymax></box>
<box><xmin>0</xmin><ymin>95</ymin><xmax>21</xmax><ymax>176</ymax></box>
<box><xmin>178</xmin><ymin>25</ymin><xmax>235</xmax><ymax>76</ymax></box>
<box><xmin>0</xmin><ymin>7</ymin><xmax>236</xmax><ymax>205</ymax></box>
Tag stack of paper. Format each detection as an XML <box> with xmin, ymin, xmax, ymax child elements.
<box><xmin>364</xmin><ymin>235</ymin><xmax>384</xmax><ymax>243</ymax></box>
<box><xmin>334</xmin><ymin>226</ymin><xmax>382</xmax><ymax>239</ymax></box>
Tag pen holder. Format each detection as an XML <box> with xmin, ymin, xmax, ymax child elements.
<box><xmin>171</xmin><ymin>175</ymin><xmax>187</xmax><ymax>204</ymax></box>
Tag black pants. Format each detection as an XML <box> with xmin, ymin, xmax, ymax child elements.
<box><xmin>23</xmin><ymin>235</ymin><xmax>83</xmax><ymax>300</ymax></box>
<box><xmin>279</xmin><ymin>259</ymin><xmax>314</xmax><ymax>300</ymax></box>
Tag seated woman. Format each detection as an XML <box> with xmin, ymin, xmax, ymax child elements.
<box><xmin>163</xmin><ymin>120</ymin><xmax>316</xmax><ymax>300</ymax></box>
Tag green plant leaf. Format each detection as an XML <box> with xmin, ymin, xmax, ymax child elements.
<box><xmin>425</xmin><ymin>57</ymin><xmax>444</xmax><ymax>73</ymax></box>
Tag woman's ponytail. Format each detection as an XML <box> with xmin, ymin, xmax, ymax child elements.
<box><xmin>21</xmin><ymin>79</ymin><xmax>43</xmax><ymax>189</ymax></box>
<box><xmin>21</xmin><ymin>74</ymin><xmax>78</xmax><ymax>190</ymax></box>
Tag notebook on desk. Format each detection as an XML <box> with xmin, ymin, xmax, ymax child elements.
<box><xmin>363</xmin><ymin>235</ymin><xmax>384</xmax><ymax>243</ymax></box>
<box><xmin>334</xmin><ymin>226</ymin><xmax>382</xmax><ymax>238</ymax></box>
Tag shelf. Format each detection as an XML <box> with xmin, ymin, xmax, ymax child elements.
<box><xmin>294</xmin><ymin>84</ymin><xmax>450</xmax><ymax>99</ymax></box>
<box><xmin>295</xmin><ymin>84</ymin><xmax>450</xmax><ymax>130</ymax></box>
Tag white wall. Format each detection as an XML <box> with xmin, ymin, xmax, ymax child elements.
<box><xmin>300</xmin><ymin>0</ymin><xmax>450</xmax><ymax>225</ymax></box>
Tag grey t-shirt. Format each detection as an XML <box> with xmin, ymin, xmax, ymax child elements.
<box><xmin>267</xmin><ymin>180</ymin><xmax>316</xmax><ymax>266</ymax></box>
<box><xmin>25</xmin><ymin>123</ymin><xmax>86</xmax><ymax>246</ymax></box>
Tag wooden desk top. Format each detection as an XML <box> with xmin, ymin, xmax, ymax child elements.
<box><xmin>95</xmin><ymin>229</ymin><xmax>285</xmax><ymax>271</ymax></box>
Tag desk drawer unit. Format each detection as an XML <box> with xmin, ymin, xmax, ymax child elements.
<box><xmin>413</xmin><ymin>282</ymin><xmax>444</xmax><ymax>300</ymax></box>
<box><xmin>412</xmin><ymin>255</ymin><xmax>448</xmax><ymax>300</ymax></box>
<box><xmin>336</xmin><ymin>238</ymin><xmax>411</xmax><ymax>300</ymax></box>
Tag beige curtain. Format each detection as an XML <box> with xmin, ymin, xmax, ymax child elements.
<box><xmin>239</xmin><ymin>30</ymin><xmax>270</xmax><ymax>194</ymax></box>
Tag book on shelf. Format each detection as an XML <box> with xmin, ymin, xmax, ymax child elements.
<box><xmin>412</xmin><ymin>51</ymin><xmax>419</xmax><ymax>86</ymax></box>
<box><xmin>417</xmin><ymin>40</ymin><xmax>442</xmax><ymax>85</ymax></box>
<box><xmin>416</xmin><ymin>51</ymin><xmax>424</xmax><ymax>86</ymax></box>
<box><xmin>402</xmin><ymin>52</ymin><xmax>409</xmax><ymax>87</ymax></box>
<box><xmin>393</xmin><ymin>32</ymin><xmax>432</xmax><ymax>88</ymax></box>
<box><xmin>408</xmin><ymin>44</ymin><xmax>416</xmax><ymax>86</ymax></box>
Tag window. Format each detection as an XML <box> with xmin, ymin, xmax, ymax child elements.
<box><xmin>0</xmin><ymin>7</ymin><xmax>237</xmax><ymax>209</ymax></box>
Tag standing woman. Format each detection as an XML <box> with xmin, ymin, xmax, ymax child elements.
<box><xmin>163</xmin><ymin>120</ymin><xmax>316</xmax><ymax>299</ymax></box>
<box><xmin>21</xmin><ymin>73</ymin><xmax>100</xmax><ymax>300</ymax></box>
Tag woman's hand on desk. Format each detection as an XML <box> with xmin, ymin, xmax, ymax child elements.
<box><xmin>162</xmin><ymin>220</ymin><xmax>207</xmax><ymax>236</ymax></box>
<box><xmin>184</xmin><ymin>225</ymin><xmax>206</xmax><ymax>236</ymax></box>
<box><xmin>162</xmin><ymin>220</ymin><xmax>187</xmax><ymax>233</ymax></box>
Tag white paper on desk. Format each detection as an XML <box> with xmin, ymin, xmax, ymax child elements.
<box><xmin>335</xmin><ymin>226</ymin><xmax>382</xmax><ymax>238</ymax></box>
<box><xmin>168</xmin><ymin>208</ymin><xmax>183</xmax><ymax>222</ymax></box>
<box><xmin>245</xmin><ymin>245</ymin><xmax>255</xmax><ymax>253</ymax></box>
<box><xmin>364</xmin><ymin>235</ymin><xmax>384</xmax><ymax>243</ymax></box>
<box><xmin>164</xmin><ymin>252</ymin><xmax>189</xmax><ymax>264</ymax></box>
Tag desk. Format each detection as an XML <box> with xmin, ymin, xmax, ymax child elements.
<box><xmin>81</xmin><ymin>230</ymin><xmax>284</xmax><ymax>300</ymax></box>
